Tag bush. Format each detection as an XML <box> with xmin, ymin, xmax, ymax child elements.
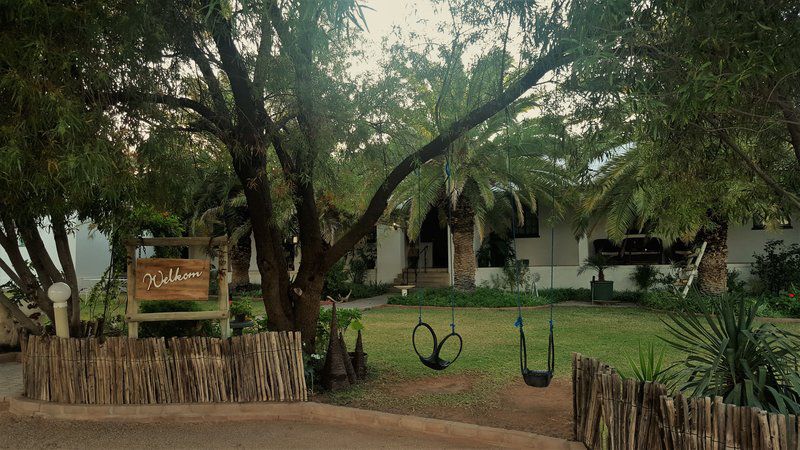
<box><xmin>232</xmin><ymin>283</ymin><xmax>262</xmax><ymax>297</ymax></box>
<box><xmin>138</xmin><ymin>301</ymin><xmax>216</xmax><ymax>338</ymax></box>
<box><xmin>323</xmin><ymin>260</ymin><xmax>349</xmax><ymax>297</ymax></box>
<box><xmin>346</xmin><ymin>282</ymin><xmax>390</xmax><ymax>299</ymax></box>
<box><xmin>663</xmin><ymin>295</ymin><xmax>800</xmax><ymax>414</ymax></box>
<box><xmin>229</xmin><ymin>299</ymin><xmax>254</xmax><ymax>320</ymax></box>
<box><xmin>727</xmin><ymin>269</ymin><xmax>747</xmax><ymax>294</ymax></box>
<box><xmin>315</xmin><ymin>307</ymin><xmax>363</xmax><ymax>355</ymax></box>
<box><xmin>751</xmin><ymin>240</ymin><xmax>800</xmax><ymax>294</ymax></box>
<box><xmin>641</xmin><ymin>288</ymin><xmax>800</xmax><ymax>318</ymax></box>
<box><xmin>630</xmin><ymin>265</ymin><xmax>658</xmax><ymax>291</ymax></box>
<box><xmin>641</xmin><ymin>289</ymin><xmax>715</xmax><ymax>313</ymax></box>
<box><xmin>387</xmin><ymin>287</ymin><xmax>640</xmax><ymax>307</ymax></box>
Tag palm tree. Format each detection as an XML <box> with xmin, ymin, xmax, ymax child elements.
<box><xmin>579</xmin><ymin>141</ymin><xmax>787</xmax><ymax>295</ymax></box>
<box><xmin>383</xmin><ymin>46</ymin><xmax>567</xmax><ymax>291</ymax></box>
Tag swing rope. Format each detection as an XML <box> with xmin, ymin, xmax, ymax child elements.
<box><xmin>505</xmin><ymin>106</ymin><xmax>556</xmax><ymax>388</ymax></box>
<box><xmin>411</xmin><ymin>155</ymin><xmax>462</xmax><ymax>371</ymax></box>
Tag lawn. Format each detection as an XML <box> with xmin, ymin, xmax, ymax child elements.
<box><xmin>321</xmin><ymin>305</ymin><xmax>800</xmax><ymax>436</ymax></box>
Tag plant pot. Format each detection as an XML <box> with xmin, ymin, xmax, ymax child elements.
<box><xmin>591</xmin><ymin>280</ymin><xmax>614</xmax><ymax>302</ymax></box>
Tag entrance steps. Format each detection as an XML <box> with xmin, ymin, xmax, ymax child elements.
<box><xmin>392</xmin><ymin>268</ymin><xmax>450</xmax><ymax>289</ymax></box>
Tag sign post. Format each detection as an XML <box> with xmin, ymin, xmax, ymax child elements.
<box><xmin>125</xmin><ymin>236</ymin><xmax>230</xmax><ymax>338</ymax></box>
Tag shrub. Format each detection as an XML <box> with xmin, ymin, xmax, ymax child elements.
<box><xmin>229</xmin><ymin>299</ymin><xmax>254</xmax><ymax>320</ymax></box>
<box><xmin>751</xmin><ymin>240</ymin><xmax>800</xmax><ymax>294</ymax></box>
<box><xmin>138</xmin><ymin>301</ymin><xmax>215</xmax><ymax>338</ymax></box>
<box><xmin>323</xmin><ymin>260</ymin><xmax>349</xmax><ymax>297</ymax></box>
<box><xmin>315</xmin><ymin>307</ymin><xmax>363</xmax><ymax>354</ymax></box>
<box><xmin>630</xmin><ymin>265</ymin><xmax>658</xmax><ymax>291</ymax></box>
<box><xmin>232</xmin><ymin>283</ymin><xmax>262</xmax><ymax>297</ymax></box>
<box><xmin>387</xmin><ymin>287</ymin><xmax>639</xmax><ymax>307</ymax></box>
<box><xmin>346</xmin><ymin>282</ymin><xmax>390</xmax><ymax>299</ymax></box>
<box><xmin>727</xmin><ymin>269</ymin><xmax>747</xmax><ymax>294</ymax></box>
<box><xmin>641</xmin><ymin>289</ymin><xmax>715</xmax><ymax>313</ymax></box>
<box><xmin>663</xmin><ymin>295</ymin><xmax>800</xmax><ymax>414</ymax></box>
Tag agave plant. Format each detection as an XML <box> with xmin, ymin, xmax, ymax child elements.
<box><xmin>625</xmin><ymin>343</ymin><xmax>674</xmax><ymax>386</ymax></box>
<box><xmin>662</xmin><ymin>296</ymin><xmax>800</xmax><ymax>414</ymax></box>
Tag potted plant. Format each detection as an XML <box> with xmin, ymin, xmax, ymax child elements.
<box><xmin>578</xmin><ymin>254</ymin><xmax>616</xmax><ymax>302</ymax></box>
<box><xmin>229</xmin><ymin>299</ymin><xmax>255</xmax><ymax>336</ymax></box>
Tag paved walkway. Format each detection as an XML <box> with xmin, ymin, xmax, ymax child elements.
<box><xmin>0</xmin><ymin>362</ymin><xmax>22</xmax><ymax>400</ymax></box>
<box><xmin>0</xmin><ymin>412</ymin><xmax>484</xmax><ymax>449</ymax></box>
<box><xmin>321</xmin><ymin>294</ymin><xmax>391</xmax><ymax>311</ymax></box>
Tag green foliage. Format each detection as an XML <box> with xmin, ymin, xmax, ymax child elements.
<box><xmin>727</xmin><ymin>269</ymin><xmax>748</xmax><ymax>295</ymax></box>
<box><xmin>577</xmin><ymin>254</ymin><xmax>616</xmax><ymax>281</ymax></box>
<box><xmin>641</xmin><ymin>290</ymin><xmax>716</xmax><ymax>314</ymax></box>
<box><xmin>316</xmin><ymin>308</ymin><xmax>363</xmax><ymax>355</ymax></box>
<box><xmin>346</xmin><ymin>282</ymin><xmax>390</xmax><ymax>300</ymax></box>
<box><xmin>751</xmin><ymin>240</ymin><xmax>800</xmax><ymax>295</ymax></box>
<box><xmin>630</xmin><ymin>265</ymin><xmax>659</xmax><ymax>292</ymax></box>
<box><xmin>229</xmin><ymin>299</ymin><xmax>254</xmax><ymax>320</ymax></box>
<box><xmin>625</xmin><ymin>343</ymin><xmax>672</xmax><ymax>385</ymax></box>
<box><xmin>663</xmin><ymin>296</ymin><xmax>800</xmax><ymax>414</ymax></box>
<box><xmin>323</xmin><ymin>260</ymin><xmax>350</xmax><ymax>298</ymax></box>
<box><xmin>388</xmin><ymin>287</ymin><xmax>641</xmax><ymax>307</ymax></box>
<box><xmin>138</xmin><ymin>301</ymin><xmax>215</xmax><ymax>338</ymax></box>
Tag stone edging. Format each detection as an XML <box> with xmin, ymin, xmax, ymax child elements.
<box><xmin>7</xmin><ymin>397</ymin><xmax>584</xmax><ymax>450</ymax></box>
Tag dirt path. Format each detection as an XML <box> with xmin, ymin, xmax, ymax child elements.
<box><xmin>331</xmin><ymin>376</ymin><xmax>574</xmax><ymax>440</ymax></box>
<box><xmin>0</xmin><ymin>412</ymin><xmax>485</xmax><ymax>449</ymax></box>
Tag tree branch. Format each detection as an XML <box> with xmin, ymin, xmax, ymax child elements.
<box><xmin>184</xmin><ymin>34</ymin><xmax>231</xmax><ymax>123</ymax></box>
<box><xmin>714</xmin><ymin>126</ymin><xmax>800</xmax><ymax>210</ymax></box>
<box><xmin>0</xmin><ymin>292</ymin><xmax>42</xmax><ymax>334</ymax></box>
<box><xmin>208</xmin><ymin>7</ymin><xmax>265</xmax><ymax>132</ymax></box>
<box><xmin>325</xmin><ymin>46</ymin><xmax>571</xmax><ymax>268</ymax></box>
<box><xmin>104</xmin><ymin>91</ymin><xmax>230</xmax><ymax>136</ymax></box>
<box><xmin>773</xmin><ymin>96</ymin><xmax>800</xmax><ymax>165</ymax></box>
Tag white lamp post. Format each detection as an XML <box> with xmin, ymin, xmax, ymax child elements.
<box><xmin>47</xmin><ymin>282</ymin><xmax>71</xmax><ymax>338</ymax></box>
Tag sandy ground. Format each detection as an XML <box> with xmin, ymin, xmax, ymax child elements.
<box><xmin>0</xmin><ymin>412</ymin><xmax>488</xmax><ymax>449</ymax></box>
<box><xmin>338</xmin><ymin>376</ymin><xmax>574</xmax><ymax>440</ymax></box>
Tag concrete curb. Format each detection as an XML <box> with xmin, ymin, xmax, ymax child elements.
<box><xmin>8</xmin><ymin>397</ymin><xmax>585</xmax><ymax>449</ymax></box>
<box><xmin>0</xmin><ymin>352</ymin><xmax>21</xmax><ymax>363</ymax></box>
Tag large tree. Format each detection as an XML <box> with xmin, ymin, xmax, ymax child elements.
<box><xmin>88</xmin><ymin>0</ymin><xmax>626</xmax><ymax>350</ymax></box>
<box><xmin>0</xmin><ymin>1</ymin><xmax>140</xmax><ymax>333</ymax></box>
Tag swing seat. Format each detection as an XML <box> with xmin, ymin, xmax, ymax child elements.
<box><xmin>413</xmin><ymin>322</ymin><xmax>463</xmax><ymax>371</ymax></box>
<box><xmin>518</xmin><ymin>325</ymin><xmax>554</xmax><ymax>388</ymax></box>
<box><xmin>522</xmin><ymin>368</ymin><xmax>553</xmax><ymax>388</ymax></box>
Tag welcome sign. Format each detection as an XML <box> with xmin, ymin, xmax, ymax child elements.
<box><xmin>134</xmin><ymin>258</ymin><xmax>210</xmax><ymax>301</ymax></box>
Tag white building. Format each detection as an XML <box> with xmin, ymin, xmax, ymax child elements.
<box><xmin>2</xmin><ymin>211</ymin><xmax>798</xmax><ymax>292</ymax></box>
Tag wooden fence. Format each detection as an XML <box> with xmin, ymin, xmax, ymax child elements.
<box><xmin>573</xmin><ymin>353</ymin><xmax>800</xmax><ymax>450</ymax></box>
<box><xmin>22</xmin><ymin>332</ymin><xmax>307</xmax><ymax>404</ymax></box>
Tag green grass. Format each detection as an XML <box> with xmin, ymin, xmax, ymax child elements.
<box><xmin>327</xmin><ymin>306</ymin><xmax>800</xmax><ymax>410</ymax></box>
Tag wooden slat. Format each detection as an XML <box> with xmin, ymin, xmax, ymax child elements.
<box><xmin>125</xmin><ymin>311</ymin><xmax>229</xmax><ymax>322</ymax></box>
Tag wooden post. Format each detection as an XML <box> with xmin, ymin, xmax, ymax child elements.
<box><xmin>126</xmin><ymin>245</ymin><xmax>139</xmax><ymax>338</ymax></box>
<box><xmin>218</xmin><ymin>238</ymin><xmax>230</xmax><ymax>339</ymax></box>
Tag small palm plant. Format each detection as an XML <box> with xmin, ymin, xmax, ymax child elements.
<box><xmin>662</xmin><ymin>296</ymin><xmax>800</xmax><ymax>414</ymax></box>
<box><xmin>626</xmin><ymin>343</ymin><xmax>674</xmax><ymax>386</ymax></box>
<box><xmin>577</xmin><ymin>254</ymin><xmax>615</xmax><ymax>281</ymax></box>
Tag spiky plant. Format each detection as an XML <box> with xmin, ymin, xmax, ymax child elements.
<box><xmin>662</xmin><ymin>296</ymin><xmax>800</xmax><ymax>414</ymax></box>
<box><xmin>577</xmin><ymin>253</ymin><xmax>615</xmax><ymax>281</ymax></box>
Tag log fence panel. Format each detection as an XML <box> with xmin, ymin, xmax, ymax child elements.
<box><xmin>23</xmin><ymin>332</ymin><xmax>306</xmax><ymax>404</ymax></box>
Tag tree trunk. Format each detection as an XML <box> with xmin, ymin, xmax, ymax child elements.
<box><xmin>697</xmin><ymin>214</ymin><xmax>729</xmax><ymax>296</ymax></box>
<box><xmin>51</xmin><ymin>217</ymin><xmax>81</xmax><ymax>332</ymax></box>
<box><xmin>229</xmin><ymin>233</ymin><xmax>251</xmax><ymax>290</ymax></box>
<box><xmin>451</xmin><ymin>198</ymin><xmax>477</xmax><ymax>292</ymax></box>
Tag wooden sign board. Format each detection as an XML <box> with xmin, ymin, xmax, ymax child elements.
<box><xmin>134</xmin><ymin>258</ymin><xmax>210</xmax><ymax>301</ymax></box>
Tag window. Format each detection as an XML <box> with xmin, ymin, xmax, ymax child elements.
<box><xmin>516</xmin><ymin>204</ymin><xmax>540</xmax><ymax>238</ymax></box>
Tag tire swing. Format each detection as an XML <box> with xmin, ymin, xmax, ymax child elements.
<box><xmin>505</xmin><ymin>119</ymin><xmax>556</xmax><ymax>389</ymax></box>
<box><xmin>411</xmin><ymin>156</ymin><xmax>462</xmax><ymax>371</ymax></box>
